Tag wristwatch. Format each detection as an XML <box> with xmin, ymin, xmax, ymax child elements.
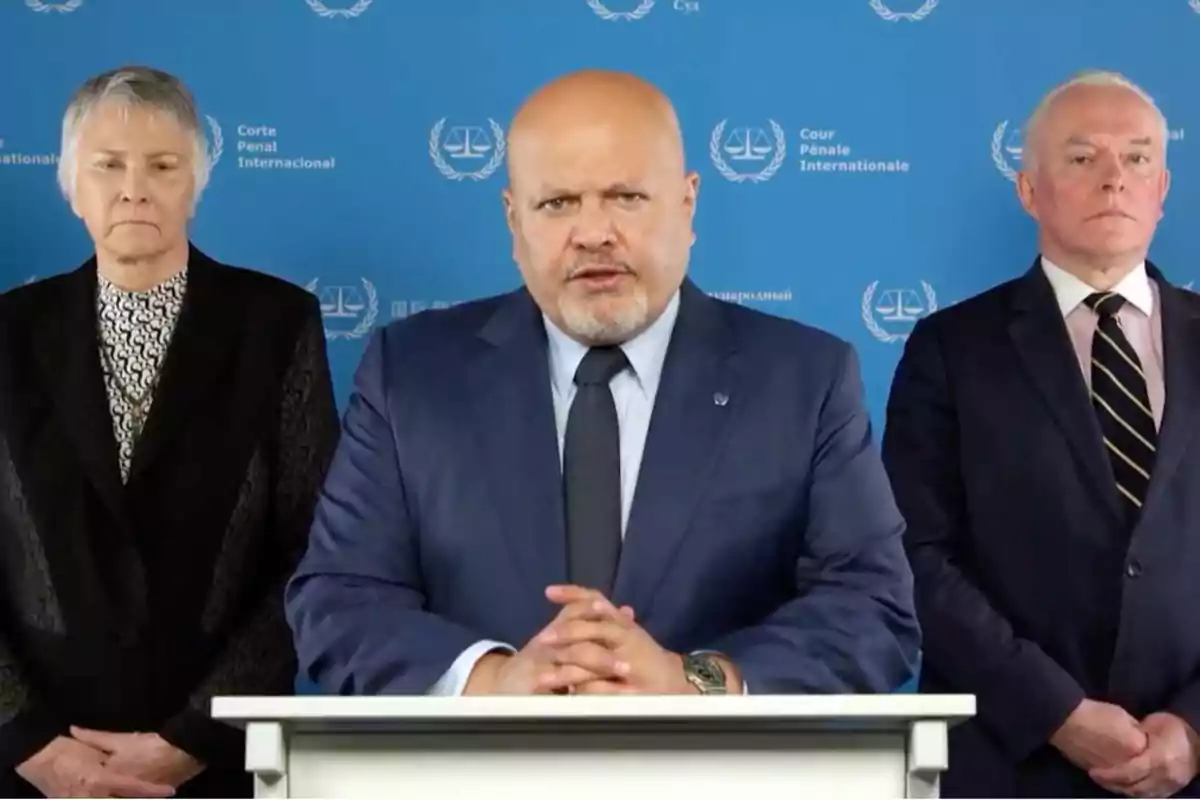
<box><xmin>682</xmin><ymin>652</ymin><xmax>728</xmax><ymax>695</ymax></box>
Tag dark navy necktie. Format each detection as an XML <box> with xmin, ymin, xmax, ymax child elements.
<box><xmin>563</xmin><ymin>346</ymin><xmax>629</xmax><ymax>594</ymax></box>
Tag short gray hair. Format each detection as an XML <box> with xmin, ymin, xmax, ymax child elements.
<box><xmin>57</xmin><ymin>65</ymin><xmax>211</xmax><ymax>206</ymax></box>
<box><xmin>1022</xmin><ymin>69</ymin><xmax>1169</xmax><ymax>173</ymax></box>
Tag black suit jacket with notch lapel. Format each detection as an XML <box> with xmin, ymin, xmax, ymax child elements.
<box><xmin>0</xmin><ymin>244</ymin><xmax>339</xmax><ymax>797</ymax></box>
<box><xmin>883</xmin><ymin>259</ymin><xmax>1200</xmax><ymax>797</ymax></box>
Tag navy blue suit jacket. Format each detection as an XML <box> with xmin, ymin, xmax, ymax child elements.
<box><xmin>285</xmin><ymin>280</ymin><xmax>919</xmax><ymax>695</ymax></box>
<box><xmin>883</xmin><ymin>262</ymin><xmax>1200</xmax><ymax>797</ymax></box>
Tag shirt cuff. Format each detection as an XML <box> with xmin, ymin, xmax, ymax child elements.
<box><xmin>426</xmin><ymin>640</ymin><xmax>516</xmax><ymax>696</ymax></box>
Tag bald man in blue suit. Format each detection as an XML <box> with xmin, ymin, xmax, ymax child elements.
<box><xmin>285</xmin><ymin>69</ymin><xmax>918</xmax><ymax>698</ymax></box>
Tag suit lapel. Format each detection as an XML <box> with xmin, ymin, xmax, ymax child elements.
<box><xmin>1007</xmin><ymin>261</ymin><xmax>1123</xmax><ymax>527</ymax></box>
<box><xmin>34</xmin><ymin>261</ymin><xmax>128</xmax><ymax>525</ymax></box>
<box><xmin>611</xmin><ymin>282</ymin><xmax>739</xmax><ymax>614</ymax></box>
<box><xmin>128</xmin><ymin>246</ymin><xmax>241</xmax><ymax>480</ymax></box>
<box><xmin>466</xmin><ymin>290</ymin><xmax>568</xmax><ymax>597</ymax></box>
<box><xmin>1140</xmin><ymin>272</ymin><xmax>1200</xmax><ymax>516</ymax></box>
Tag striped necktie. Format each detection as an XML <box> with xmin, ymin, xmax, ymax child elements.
<box><xmin>1084</xmin><ymin>291</ymin><xmax>1157</xmax><ymax>523</ymax></box>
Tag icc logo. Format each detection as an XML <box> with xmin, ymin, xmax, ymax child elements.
<box><xmin>991</xmin><ymin>120</ymin><xmax>1024</xmax><ymax>183</ymax></box>
<box><xmin>862</xmin><ymin>281</ymin><xmax>938</xmax><ymax>343</ymax></box>
<box><xmin>870</xmin><ymin>0</ymin><xmax>938</xmax><ymax>21</ymax></box>
<box><xmin>305</xmin><ymin>0</ymin><xmax>372</xmax><ymax>18</ymax></box>
<box><xmin>429</xmin><ymin>119</ymin><xmax>506</xmax><ymax>181</ymax></box>
<box><xmin>205</xmin><ymin>116</ymin><xmax>224</xmax><ymax>169</ymax></box>
<box><xmin>305</xmin><ymin>278</ymin><xmax>380</xmax><ymax>340</ymax></box>
<box><xmin>709</xmin><ymin>120</ymin><xmax>787</xmax><ymax>183</ymax></box>
<box><xmin>25</xmin><ymin>0</ymin><xmax>82</xmax><ymax>11</ymax></box>
<box><xmin>587</xmin><ymin>0</ymin><xmax>655</xmax><ymax>20</ymax></box>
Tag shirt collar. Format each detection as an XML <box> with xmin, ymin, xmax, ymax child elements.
<box><xmin>544</xmin><ymin>289</ymin><xmax>681</xmax><ymax>398</ymax></box>
<box><xmin>1040</xmin><ymin>256</ymin><xmax>1154</xmax><ymax>318</ymax></box>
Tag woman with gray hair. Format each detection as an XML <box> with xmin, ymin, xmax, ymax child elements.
<box><xmin>0</xmin><ymin>65</ymin><xmax>339</xmax><ymax>797</ymax></box>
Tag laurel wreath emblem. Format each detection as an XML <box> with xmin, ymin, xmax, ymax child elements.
<box><xmin>869</xmin><ymin>0</ymin><xmax>938</xmax><ymax>21</ymax></box>
<box><xmin>861</xmin><ymin>280</ymin><xmax>937</xmax><ymax>344</ymax></box>
<box><xmin>305</xmin><ymin>278</ymin><xmax>380</xmax><ymax>340</ymax></box>
<box><xmin>709</xmin><ymin>120</ymin><xmax>787</xmax><ymax>184</ymax></box>
<box><xmin>305</xmin><ymin>0</ymin><xmax>372</xmax><ymax>18</ymax></box>
<box><xmin>429</xmin><ymin>119</ymin><xmax>506</xmax><ymax>182</ymax></box>
<box><xmin>25</xmin><ymin>0</ymin><xmax>83</xmax><ymax>12</ymax></box>
<box><xmin>205</xmin><ymin>115</ymin><xmax>224</xmax><ymax>169</ymax></box>
<box><xmin>1190</xmin><ymin>0</ymin><xmax>1200</xmax><ymax>14</ymax></box>
<box><xmin>587</xmin><ymin>0</ymin><xmax>655</xmax><ymax>20</ymax></box>
<box><xmin>991</xmin><ymin>121</ymin><xmax>1018</xmax><ymax>183</ymax></box>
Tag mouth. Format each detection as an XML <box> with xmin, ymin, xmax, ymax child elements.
<box><xmin>1089</xmin><ymin>210</ymin><xmax>1135</xmax><ymax>221</ymax></box>
<box><xmin>569</xmin><ymin>265</ymin><xmax>632</xmax><ymax>288</ymax></box>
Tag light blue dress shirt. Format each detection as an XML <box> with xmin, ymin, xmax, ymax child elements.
<box><xmin>427</xmin><ymin>290</ymin><xmax>681</xmax><ymax>694</ymax></box>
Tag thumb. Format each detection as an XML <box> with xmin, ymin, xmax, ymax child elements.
<box><xmin>70</xmin><ymin>726</ymin><xmax>122</xmax><ymax>753</ymax></box>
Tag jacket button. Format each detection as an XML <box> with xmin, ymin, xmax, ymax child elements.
<box><xmin>1126</xmin><ymin>561</ymin><xmax>1143</xmax><ymax>578</ymax></box>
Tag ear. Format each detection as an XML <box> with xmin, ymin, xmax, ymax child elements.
<box><xmin>1015</xmin><ymin>169</ymin><xmax>1038</xmax><ymax>220</ymax></box>
<box><xmin>68</xmin><ymin>187</ymin><xmax>84</xmax><ymax>220</ymax></box>
<box><xmin>684</xmin><ymin>171</ymin><xmax>700</xmax><ymax>212</ymax></box>
<box><xmin>501</xmin><ymin>187</ymin><xmax>517</xmax><ymax>235</ymax></box>
<box><xmin>1159</xmin><ymin>167</ymin><xmax>1172</xmax><ymax>217</ymax></box>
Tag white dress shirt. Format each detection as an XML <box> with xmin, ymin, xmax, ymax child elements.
<box><xmin>427</xmin><ymin>290</ymin><xmax>681</xmax><ymax>695</ymax></box>
<box><xmin>1040</xmin><ymin>257</ymin><xmax>1165</xmax><ymax>429</ymax></box>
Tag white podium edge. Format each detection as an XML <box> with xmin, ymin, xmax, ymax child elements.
<box><xmin>216</xmin><ymin>694</ymin><xmax>976</xmax><ymax>800</ymax></box>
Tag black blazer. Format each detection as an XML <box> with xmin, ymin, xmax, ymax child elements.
<box><xmin>0</xmin><ymin>245</ymin><xmax>339</xmax><ymax>797</ymax></box>
<box><xmin>883</xmin><ymin>260</ymin><xmax>1200</xmax><ymax>797</ymax></box>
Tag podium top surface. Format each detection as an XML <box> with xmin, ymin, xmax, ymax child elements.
<box><xmin>211</xmin><ymin>694</ymin><xmax>975</xmax><ymax>732</ymax></box>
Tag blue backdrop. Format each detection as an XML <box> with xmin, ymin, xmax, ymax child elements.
<box><xmin>1</xmin><ymin>0</ymin><xmax>1197</xmax><ymax>692</ymax></box>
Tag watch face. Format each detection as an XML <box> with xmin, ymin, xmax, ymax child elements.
<box><xmin>687</xmin><ymin>655</ymin><xmax>725</xmax><ymax>690</ymax></box>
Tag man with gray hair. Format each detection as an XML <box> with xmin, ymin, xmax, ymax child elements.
<box><xmin>884</xmin><ymin>69</ymin><xmax>1200</xmax><ymax>797</ymax></box>
<box><xmin>0</xmin><ymin>65</ymin><xmax>339</xmax><ymax>798</ymax></box>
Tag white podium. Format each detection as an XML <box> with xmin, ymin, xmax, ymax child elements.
<box><xmin>212</xmin><ymin>694</ymin><xmax>975</xmax><ymax>799</ymax></box>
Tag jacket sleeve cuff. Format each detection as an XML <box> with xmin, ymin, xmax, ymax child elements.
<box><xmin>1167</xmin><ymin>680</ymin><xmax>1200</xmax><ymax>736</ymax></box>
<box><xmin>0</xmin><ymin>705</ymin><xmax>67</xmax><ymax>772</ymax></box>
<box><xmin>979</xmin><ymin>644</ymin><xmax>1086</xmax><ymax>761</ymax></box>
<box><xmin>159</xmin><ymin>708</ymin><xmax>244</xmax><ymax>770</ymax></box>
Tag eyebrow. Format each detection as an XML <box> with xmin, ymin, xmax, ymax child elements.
<box><xmin>535</xmin><ymin>182</ymin><xmax>644</xmax><ymax>197</ymax></box>
<box><xmin>1063</xmin><ymin>135</ymin><xmax>1155</xmax><ymax>147</ymax></box>
<box><xmin>91</xmin><ymin>149</ymin><xmax>184</xmax><ymax>158</ymax></box>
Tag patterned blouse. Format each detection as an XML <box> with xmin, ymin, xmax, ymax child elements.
<box><xmin>96</xmin><ymin>268</ymin><xmax>188</xmax><ymax>482</ymax></box>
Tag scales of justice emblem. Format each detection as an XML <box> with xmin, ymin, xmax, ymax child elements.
<box><xmin>862</xmin><ymin>281</ymin><xmax>938</xmax><ymax>343</ymax></box>
<box><xmin>305</xmin><ymin>278</ymin><xmax>379</xmax><ymax>340</ymax></box>
<box><xmin>429</xmin><ymin>119</ymin><xmax>506</xmax><ymax>181</ymax></box>
<box><xmin>709</xmin><ymin>120</ymin><xmax>787</xmax><ymax>183</ymax></box>
<box><xmin>724</xmin><ymin>127</ymin><xmax>775</xmax><ymax>162</ymax></box>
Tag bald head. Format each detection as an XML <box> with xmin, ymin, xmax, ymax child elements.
<box><xmin>501</xmin><ymin>70</ymin><xmax>699</xmax><ymax>346</ymax></box>
<box><xmin>507</xmin><ymin>70</ymin><xmax>686</xmax><ymax>186</ymax></box>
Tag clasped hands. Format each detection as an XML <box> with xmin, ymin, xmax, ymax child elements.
<box><xmin>1051</xmin><ymin>699</ymin><xmax>1200</xmax><ymax>797</ymax></box>
<box><xmin>468</xmin><ymin>585</ymin><xmax>734</xmax><ymax>695</ymax></box>
<box><xmin>16</xmin><ymin>727</ymin><xmax>201</xmax><ymax>798</ymax></box>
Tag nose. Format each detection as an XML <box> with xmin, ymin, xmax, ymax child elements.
<box><xmin>1098</xmin><ymin>153</ymin><xmax>1126</xmax><ymax>194</ymax></box>
<box><xmin>119</xmin><ymin>163</ymin><xmax>150</xmax><ymax>203</ymax></box>
<box><xmin>570</xmin><ymin>199</ymin><xmax>616</xmax><ymax>249</ymax></box>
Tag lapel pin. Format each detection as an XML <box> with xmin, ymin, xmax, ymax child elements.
<box><xmin>713</xmin><ymin>392</ymin><xmax>729</xmax><ymax>407</ymax></box>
